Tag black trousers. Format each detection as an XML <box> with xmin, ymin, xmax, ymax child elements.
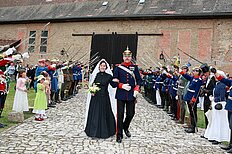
<box><xmin>55</xmin><ymin>89</ymin><xmax>60</xmax><ymax>101</ymax></box>
<box><xmin>203</xmin><ymin>97</ymin><xmax>211</xmax><ymax>128</ymax></box>
<box><xmin>117</xmin><ymin>100</ymin><xmax>135</xmax><ymax>138</ymax></box>
<box><xmin>151</xmin><ymin>88</ymin><xmax>156</xmax><ymax>104</ymax></box>
<box><xmin>171</xmin><ymin>96</ymin><xmax>178</xmax><ymax>118</ymax></box>
<box><xmin>144</xmin><ymin>86</ymin><xmax>148</xmax><ymax>97</ymax></box>
<box><xmin>0</xmin><ymin>92</ymin><xmax>7</xmax><ymax>109</ymax></box>
<box><xmin>187</xmin><ymin>100</ymin><xmax>198</xmax><ymax>128</ymax></box>
<box><xmin>160</xmin><ymin>90</ymin><xmax>166</xmax><ymax>108</ymax></box>
<box><xmin>69</xmin><ymin>81</ymin><xmax>75</xmax><ymax>96</ymax></box>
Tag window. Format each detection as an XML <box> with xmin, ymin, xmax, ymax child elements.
<box><xmin>40</xmin><ymin>31</ymin><xmax>48</xmax><ymax>53</ymax></box>
<box><xmin>28</xmin><ymin>31</ymin><xmax>36</xmax><ymax>52</ymax></box>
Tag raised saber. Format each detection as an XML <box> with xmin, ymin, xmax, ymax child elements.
<box><xmin>177</xmin><ymin>48</ymin><xmax>204</xmax><ymax>65</ymax></box>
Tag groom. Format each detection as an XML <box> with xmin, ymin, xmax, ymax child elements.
<box><xmin>112</xmin><ymin>47</ymin><xmax>142</xmax><ymax>143</ymax></box>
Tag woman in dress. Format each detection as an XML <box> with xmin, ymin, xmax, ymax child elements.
<box><xmin>204</xmin><ymin>72</ymin><xmax>230</xmax><ymax>144</ymax></box>
<box><xmin>12</xmin><ymin>69</ymin><xmax>29</xmax><ymax>112</ymax></box>
<box><xmin>84</xmin><ymin>59</ymin><xmax>116</xmax><ymax>139</ymax></box>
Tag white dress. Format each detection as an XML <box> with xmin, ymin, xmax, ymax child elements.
<box><xmin>12</xmin><ymin>78</ymin><xmax>29</xmax><ymax>112</ymax></box>
<box><xmin>204</xmin><ymin>101</ymin><xmax>230</xmax><ymax>142</ymax></box>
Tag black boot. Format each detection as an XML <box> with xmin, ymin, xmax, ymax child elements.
<box><xmin>0</xmin><ymin>109</ymin><xmax>4</xmax><ymax>118</ymax></box>
<box><xmin>0</xmin><ymin>123</ymin><xmax>4</xmax><ymax>128</ymax></box>
<box><xmin>185</xmin><ymin>127</ymin><xmax>195</xmax><ymax>133</ymax></box>
<box><xmin>116</xmin><ymin>136</ymin><xmax>122</xmax><ymax>143</ymax></box>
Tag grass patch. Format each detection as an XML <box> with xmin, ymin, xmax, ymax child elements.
<box><xmin>0</xmin><ymin>81</ymin><xmax>36</xmax><ymax>132</ymax></box>
<box><xmin>197</xmin><ymin>109</ymin><xmax>206</xmax><ymax>128</ymax></box>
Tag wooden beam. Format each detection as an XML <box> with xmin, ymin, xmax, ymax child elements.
<box><xmin>72</xmin><ymin>33</ymin><xmax>163</xmax><ymax>36</ymax></box>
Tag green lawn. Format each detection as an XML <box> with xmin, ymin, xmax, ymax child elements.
<box><xmin>197</xmin><ymin>109</ymin><xmax>206</xmax><ymax>128</ymax></box>
<box><xmin>0</xmin><ymin>81</ymin><xmax>36</xmax><ymax>132</ymax></box>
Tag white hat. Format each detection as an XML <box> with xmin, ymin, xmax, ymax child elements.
<box><xmin>37</xmin><ymin>75</ymin><xmax>45</xmax><ymax>81</ymax></box>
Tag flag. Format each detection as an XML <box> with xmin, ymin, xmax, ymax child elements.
<box><xmin>187</xmin><ymin>61</ymin><xmax>191</xmax><ymax>67</ymax></box>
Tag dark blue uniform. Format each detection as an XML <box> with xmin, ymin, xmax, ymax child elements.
<box><xmin>219</xmin><ymin>77</ymin><xmax>232</xmax><ymax>130</ymax></box>
<box><xmin>112</xmin><ymin>63</ymin><xmax>142</xmax><ymax>101</ymax></box>
<box><xmin>112</xmin><ymin>62</ymin><xmax>142</xmax><ymax>139</ymax></box>
<box><xmin>169</xmin><ymin>75</ymin><xmax>179</xmax><ymax>119</ymax></box>
<box><xmin>182</xmin><ymin>74</ymin><xmax>203</xmax><ymax>131</ymax></box>
<box><xmin>182</xmin><ymin>74</ymin><xmax>203</xmax><ymax>101</ymax></box>
<box><xmin>155</xmin><ymin>74</ymin><xmax>166</xmax><ymax>108</ymax></box>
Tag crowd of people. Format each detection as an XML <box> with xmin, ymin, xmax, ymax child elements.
<box><xmin>1</xmin><ymin>46</ymin><xmax>232</xmax><ymax>148</ymax></box>
<box><xmin>0</xmin><ymin>59</ymin><xmax>85</xmax><ymax>125</ymax></box>
<box><xmin>142</xmin><ymin>63</ymin><xmax>232</xmax><ymax>153</ymax></box>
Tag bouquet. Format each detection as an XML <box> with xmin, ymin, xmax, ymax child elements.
<box><xmin>88</xmin><ymin>83</ymin><xmax>100</xmax><ymax>95</ymax></box>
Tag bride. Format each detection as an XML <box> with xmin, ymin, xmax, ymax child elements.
<box><xmin>84</xmin><ymin>59</ymin><xmax>116</xmax><ymax>139</ymax></box>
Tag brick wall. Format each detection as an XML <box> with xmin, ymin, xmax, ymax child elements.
<box><xmin>0</xmin><ymin>19</ymin><xmax>231</xmax><ymax>74</ymax></box>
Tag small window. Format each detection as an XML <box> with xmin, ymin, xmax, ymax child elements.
<box><xmin>28</xmin><ymin>31</ymin><xmax>36</xmax><ymax>52</ymax></box>
<box><xmin>40</xmin><ymin>31</ymin><xmax>48</xmax><ymax>53</ymax></box>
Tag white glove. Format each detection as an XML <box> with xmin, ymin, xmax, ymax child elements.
<box><xmin>12</xmin><ymin>54</ymin><xmax>21</xmax><ymax>60</ymax></box>
<box><xmin>133</xmin><ymin>90</ymin><xmax>139</xmax><ymax>98</ymax></box>
<box><xmin>4</xmin><ymin>48</ymin><xmax>14</xmax><ymax>56</ymax></box>
<box><xmin>112</xmin><ymin>78</ymin><xmax>119</xmax><ymax>83</ymax></box>
<box><xmin>51</xmin><ymin>64</ymin><xmax>56</xmax><ymax>68</ymax></box>
<box><xmin>122</xmin><ymin>84</ymin><xmax>131</xmax><ymax>91</ymax></box>
<box><xmin>175</xmin><ymin>95</ymin><xmax>178</xmax><ymax>100</ymax></box>
<box><xmin>209</xmin><ymin>95</ymin><xmax>214</xmax><ymax>102</ymax></box>
<box><xmin>162</xmin><ymin>70</ymin><xmax>167</xmax><ymax>74</ymax></box>
<box><xmin>22</xmin><ymin>52</ymin><xmax>29</xmax><ymax>59</ymax></box>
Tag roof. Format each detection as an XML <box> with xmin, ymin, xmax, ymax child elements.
<box><xmin>0</xmin><ymin>0</ymin><xmax>231</xmax><ymax>23</ymax></box>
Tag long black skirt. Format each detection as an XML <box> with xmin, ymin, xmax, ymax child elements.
<box><xmin>85</xmin><ymin>94</ymin><xmax>116</xmax><ymax>139</ymax></box>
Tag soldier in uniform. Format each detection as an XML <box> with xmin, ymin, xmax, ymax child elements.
<box><xmin>0</xmin><ymin>70</ymin><xmax>8</xmax><ymax>128</ymax></box>
<box><xmin>111</xmin><ymin>47</ymin><xmax>142</xmax><ymax>143</ymax></box>
<box><xmin>61</xmin><ymin>62</ymin><xmax>70</xmax><ymax>101</ymax></box>
<box><xmin>180</xmin><ymin>67</ymin><xmax>203</xmax><ymax>133</ymax></box>
<box><xmin>68</xmin><ymin>63</ymin><xmax>74</xmax><ymax>98</ymax></box>
<box><xmin>176</xmin><ymin>65</ymin><xmax>189</xmax><ymax>124</ymax></box>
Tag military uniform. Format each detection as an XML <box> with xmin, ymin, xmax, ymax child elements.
<box><xmin>177</xmin><ymin>75</ymin><xmax>189</xmax><ymax>123</ymax></box>
<box><xmin>181</xmin><ymin>71</ymin><xmax>203</xmax><ymax>133</ymax></box>
<box><xmin>0</xmin><ymin>70</ymin><xmax>7</xmax><ymax>118</ymax></box>
<box><xmin>168</xmin><ymin>75</ymin><xmax>179</xmax><ymax>119</ymax></box>
<box><xmin>111</xmin><ymin>47</ymin><xmax>142</xmax><ymax>143</ymax></box>
<box><xmin>68</xmin><ymin>66</ymin><xmax>74</xmax><ymax>97</ymax></box>
<box><xmin>155</xmin><ymin>74</ymin><xmax>166</xmax><ymax>108</ymax></box>
<box><xmin>61</xmin><ymin>66</ymin><xmax>70</xmax><ymax>101</ymax></box>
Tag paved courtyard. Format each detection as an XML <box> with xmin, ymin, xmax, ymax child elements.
<box><xmin>0</xmin><ymin>90</ymin><xmax>225</xmax><ymax>154</ymax></box>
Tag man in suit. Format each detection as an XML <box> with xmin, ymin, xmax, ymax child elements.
<box><xmin>200</xmin><ymin>64</ymin><xmax>216</xmax><ymax>129</ymax></box>
<box><xmin>111</xmin><ymin>47</ymin><xmax>142</xmax><ymax>143</ymax></box>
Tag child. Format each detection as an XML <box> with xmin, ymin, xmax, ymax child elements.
<box><xmin>33</xmin><ymin>75</ymin><xmax>47</xmax><ymax>121</ymax></box>
<box><xmin>12</xmin><ymin>69</ymin><xmax>29</xmax><ymax>112</ymax></box>
<box><xmin>41</xmin><ymin>71</ymin><xmax>55</xmax><ymax>108</ymax></box>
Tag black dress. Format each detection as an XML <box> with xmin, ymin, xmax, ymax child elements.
<box><xmin>85</xmin><ymin>72</ymin><xmax>116</xmax><ymax>138</ymax></box>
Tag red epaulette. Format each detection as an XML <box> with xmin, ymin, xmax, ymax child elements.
<box><xmin>143</xmin><ymin>72</ymin><xmax>148</xmax><ymax>75</ymax></box>
<box><xmin>115</xmin><ymin>64</ymin><xmax>120</xmax><ymax>66</ymax></box>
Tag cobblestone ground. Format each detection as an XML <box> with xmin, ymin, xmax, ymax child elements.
<box><xmin>0</xmin><ymin>89</ymin><xmax>225</xmax><ymax>154</ymax></box>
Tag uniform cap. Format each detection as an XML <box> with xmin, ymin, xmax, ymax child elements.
<box><xmin>123</xmin><ymin>46</ymin><xmax>132</xmax><ymax>56</ymax></box>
